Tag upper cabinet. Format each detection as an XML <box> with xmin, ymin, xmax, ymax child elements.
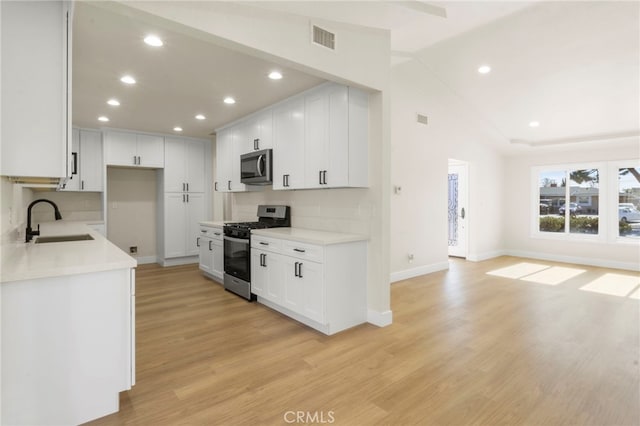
<box><xmin>215</xmin><ymin>82</ymin><xmax>369</xmax><ymax>193</ymax></box>
<box><xmin>164</xmin><ymin>138</ymin><xmax>206</xmax><ymax>193</ymax></box>
<box><xmin>62</xmin><ymin>129</ymin><xmax>103</xmax><ymax>192</ymax></box>
<box><xmin>1</xmin><ymin>1</ymin><xmax>72</xmax><ymax>179</ymax></box>
<box><xmin>104</xmin><ymin>131</ymin><xmax>164</xmax><ymax>168</ymax></box>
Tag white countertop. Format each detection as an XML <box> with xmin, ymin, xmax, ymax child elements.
<box><xmin>200</xmin><ymin>221</ymin><xmax>225</xmax><ymax>228</ymax></box>
<box><xmin>251</xmin><ymin>227</ymin><xmax>368</xmax><ymax>245</ymax></box>
<box><xmin>1</xmin><ymin>222</ymin><xmax>136</xmax><ymax>283</ymax></box>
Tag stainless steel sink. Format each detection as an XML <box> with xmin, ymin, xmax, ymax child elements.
<box><xmin>35</xmin><ymin>234</ymin><xmax>94</xmax><ymax>244</ymax></box>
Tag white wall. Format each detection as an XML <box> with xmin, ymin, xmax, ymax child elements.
<box><xmin>106</xmin><ymin>168</ymin><xmax>157</xmax><ymax>260</ymax></box>
<box><xmin>118</xmin><ymin>1</ymin><xmax>392</xmax><ymax>322</ymax></box>
<box><xmin>503</xmin><ymin>141</ymin><xmax>640</xmax><ymax>270</ymax></box>
<box><xmin>390</xmin><ymin>60</ymin><xmax>506</xmax><ymax>281</ymax></box>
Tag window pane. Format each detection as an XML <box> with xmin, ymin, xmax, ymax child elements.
<box><xmin>619</xmin><ymin>167</ymin><xmax>640</xmax><ymax>239</ymax></box>
<box><xmin>539</xmin><ymin>170</ymin><xmax>565</xmax><ymax>233</ymax></box>
<box><xmin>569</xmin><ymin>169</ymin><xmax>599</xmax><ymax>235</ymax></box>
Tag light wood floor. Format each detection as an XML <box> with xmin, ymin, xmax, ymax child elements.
<box><xmin>87</xmin><ymin>256</ymin><xmax>639</xmax><ymax>426</ymax></box>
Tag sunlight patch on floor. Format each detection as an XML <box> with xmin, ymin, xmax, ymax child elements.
<box><xmin>487</xmin><ymin>263</ymin><xmax>550</xmax><ymax>279</ymax></box>
<box><xmin>580</xmin><ymin>273</ymin><xmax>640</xmax><ymax>298</ymax></box>
<box><xmin>521</xmin><ymin>266</ymin><xmax>586</xmax><ymax>286</ymax></box>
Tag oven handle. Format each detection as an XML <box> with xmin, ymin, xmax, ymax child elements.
<box><xmin>223</xmin><ymin>235</ymin><xmax>250</xmax><ymax>245</ymax></box>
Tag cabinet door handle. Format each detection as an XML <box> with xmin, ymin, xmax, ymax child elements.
<box><xmin>186</xmin><ymin>183</ymin><xmax>189</xmax><ymax>192</ymax></box>
<box><xmin>323</xmin><ymin>170</ymin><xmax>327</xmax><ymax>185</ymax></box>
<box><xmin>186</xmin><ymin>194</ymin><xmax>189</xmax><ymax>203</ymax></box>
<box><xmin>182</xmin><ymin>183</ymin><xmax>185</xmax><ymax>191</ymax></box>
<box><xmin>133</xmin><ymin>155</ymin><xmax>137</xmax><ymax>165</ymax></box>
<box><xmin>71</xmin><ymin>152</ymin><xmax>78</xmax><ymax>175</ymax></box>
<box><xmin>294</xmin><ymin>261</ymin><xmax>299</xmax><ymax>277</ymax></box>
<box><xmin>214</xmin><ymin>182</ymin><xmax>218</xmax><ymax>191</ymax></box>
<box><xmin>293</xmin><ymin>248</ymin><xmax>306</xmax><ymax>253</ymax></box>
<box><xmin>254</xmin><ymin>138</ymin><xmax>259</xmax><ymax>151</ymax></box>
<box><xmin>214</xmin><ymin>232</ymin><xmax>221</xmax><ymax>236</ymax></box>
<box><xmin>319</xmin><ymin>170</ymin><xmax>323</xmax><ymax>185</ymax></box>
<box><xmin>209</xmin><ymin>240</ymin><xmax>212</xmax><ymax>251</ymax></box>
<box><xmin>286</xmin><ymin>174</ymin><xmax>290</xmax><ymax>187</ymax></box>
<box><xmin>81</xmin><ymin>180</ymin><xmax>84</xmax><ymax>190</ymax></box>
<box><xmin>282</xmin><ymin>175</ymin><xmax>286</xmax><ymax>187</ymax></box>
<box><xmin>138</xmin><ymin>156</ymin><xmax>141</xmax><ymax>165</ymax></box>
<box><xmin>197</xmin><ymin>237</ymin><xmax>200</xmax><ymax>247</ymax></box>
<box><xmin>298</xmin><ymin>262</ymin><xmax>303</xmax><ymax>278</ymax></box>
<box><xmin>182</xmin><ymin>194</ymin><xmax>186</xmax><ymax>202</ymax></box>
<box><xmin>263</xmin><ymin>253</ymin><xmax>267</xmax><ymax>267</ymax></box>
<box><xmin>228</xmin><ymin>180</ymin><xmax>231</xmax><ymax>191</ymax></box>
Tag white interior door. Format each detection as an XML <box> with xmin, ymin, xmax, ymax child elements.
<box><xmin>448</xmin><ymin>161</ymin><xmax>468</xmax><ymax>258</ymax></box>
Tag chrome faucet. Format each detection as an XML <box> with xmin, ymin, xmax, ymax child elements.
<box><xmin>26</xmin><ymin>199</ymin><xmax>62</xmax><ymax>242</ymax></box>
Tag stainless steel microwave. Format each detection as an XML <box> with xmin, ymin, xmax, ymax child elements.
<box><xmin>240</xmin><ymin>149</ymin><xmax>272</xmax><ymax>185</ymax></box>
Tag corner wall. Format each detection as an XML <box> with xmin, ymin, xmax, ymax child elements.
<box><xmin>390</xmin><ymin>60</ymin><xmax>506</xmax><ymax>281</ymax></box>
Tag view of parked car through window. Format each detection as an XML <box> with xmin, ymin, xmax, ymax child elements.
<box><xmin>537</xmin><ymin>166</ymin><xmax>640</xmax><ymax>239</ymax></box>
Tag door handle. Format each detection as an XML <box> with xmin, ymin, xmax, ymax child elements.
<box><xmin>461</xmin><ymin>207</ymin><xmax>466</xmax><ymax>219</ymax></box>
<box><xmin>197</xmin><ymin>237</ymin><xmax>200</xmax><ymax>247</ymax></box>
<box><xmin>209</xmin><ymin>240</ymin><xmax>212</xmax><ymax>251</ymax></box>
<box><xmin>71</xmin><ymin>152</ymin><xmax>78</xmax><ymax>175</ymax></box>
<box><xmin>294</xmin><ymin>261</ymin><xmax>299</xmax><ymax>277</ymax></box>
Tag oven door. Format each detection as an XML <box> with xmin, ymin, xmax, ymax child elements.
<box><xmin>223</xmin><ymin>235</ymin><xmax>250</xmax><ymax>282</ymax></box>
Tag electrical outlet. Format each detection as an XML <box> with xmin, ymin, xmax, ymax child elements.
<box><xmin>408</xmin><ymin>253</ymin><xmax>414</xmax><ymax>263</ymax></box>
<box><xmin>129</xmin><ymin>246</ymin><xmax>137</xmax><ymax>255</ymax></box>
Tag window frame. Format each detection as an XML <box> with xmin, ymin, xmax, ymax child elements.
<box><xmin>532</xmin><ymin>160</ymin><xmax>640</xmax><ymax>244</ymax></box>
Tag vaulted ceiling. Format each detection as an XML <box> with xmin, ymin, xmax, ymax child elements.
<box><xmin>72</xmin><ymin>1</ymin><xmax>639</xmax><ymax>152</ymax></box>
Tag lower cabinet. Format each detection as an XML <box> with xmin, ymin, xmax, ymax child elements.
<box><xmin>251</xmin><ymin>233</ymin><xmax>367</xmax><ymax>335</ymax></box>
<box><xmin>198</xmin><ymin>225</ymin><xmax>223</xmax><ymax>282</ymax></box>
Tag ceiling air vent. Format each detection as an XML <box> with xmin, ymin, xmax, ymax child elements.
<box><xmin>312</xmin><ymin>25</ymin><xmax>335</xmax><ymax>50</ymax></box>
<box><xmin>417</xmin><ymin>114</ymin><xmax>429</xmax><ymax>125</ymax></box>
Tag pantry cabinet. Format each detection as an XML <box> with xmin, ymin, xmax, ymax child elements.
<box><xmin>250</xmin><ymin>230</ymin><xmax>367</xmax><ymax>335</ymax></box>
<box><xmin>164</xmin><ymin>138</ymin><xmax>206</xmax><ymax>193</ymax></box>
<box><xmin>62</xmin><ymin>129</ymin><xmax>103</xmax><ymax>192</ymax></box>
<box><xmin>163</xmin><ymin>193</ymin><xmax>205</xmax><ymax>259</ymax></box>
<box><xmin>105</xmin><ymin>131</ymin><xmax>164</xmax><ymax>168</ymax></box>
<box><xmin>1</xmin><ymin>1</ymin><xmax>73</xmax><ymax>179</ymax></box>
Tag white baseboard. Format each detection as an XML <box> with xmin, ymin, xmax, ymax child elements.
<box><xmin>390</xmin><ymin>261</ymin><xmax>449</xmax><ymax>283</ymax></box>
<box><xmin>367</xmin><ymin>309</ymin><xmax>393</xmax><ymax>327</ymax></box>
<box><xmin>134</xmin><ymin>256</ymin><xmax>157</xmax><ymax>265</ymax></box>
<box><xmin>467</xmin><ymin>250</ymin><xmax>507</xmax><ymax>262</ymax></box>
<box><xmin>506</xmin><ymin>250</ymin><xmax>640</xmax><ymax>272</ymax></box>
<box><xmin>160</xmin><ymin>256</ymin><xmax>199</xmax><ymax>267</ymax></box>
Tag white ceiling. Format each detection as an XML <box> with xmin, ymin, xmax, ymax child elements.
<box><xmin>73</xmin><ymin>1</ymin><xmax>640</xmax><ymax>150</ymax></box>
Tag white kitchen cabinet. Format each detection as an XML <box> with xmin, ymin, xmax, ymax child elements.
<box><xmin>246</xmin><ymin>109</ymin><xmax>273</xmax><ymax>151</ymax></box>
<box><xmin>250</xmin><ymin>230</ymin><xmax>367</xmax><ymax>335</ymax></box>
<box><xmin>105</xmin><ymin>131</ymin><xmax>164</xmax><ymax>168</ymax></box>
<box><xmin>1</xmin><ymin>0</ymin><xmax>72</xmax><ymax>179</ymax></box>
<box><xmin>198</xmin><ymin>225</ymin><xmax>223</xmax><ymax>282</ymax></box>
<box><xmin>272</xmin><ymin>96</ymin><xmax>305</xmax><ymax>190</ymax></box>
<box><xmin>63</xmin><ymin>129</ymin><xmax>103</xmax><ymax>192</ymax></box>
<box><xmin>163</xmin><ymin>192</ymin><xmax>205</xmax><ymax>259</ymax></box>
<box><xmin>252</xmin><ymin>248</ymin><xmax>286</xmax><ymax>303</ymax></box>
<box><xmin>164</xmin><ymin>137</ymin><xmax>206</xmax><ymax>193</ymax></box>
<box><xmin>215</xmin><ymin>126</ymin><xmax>256</xmax><ymax>192</ymax></box>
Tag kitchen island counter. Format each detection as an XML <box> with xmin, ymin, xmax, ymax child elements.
<box><xmin>0</xmin><ymin>221</ymin><xmax>136</xmax><ymax>283</ymax></box>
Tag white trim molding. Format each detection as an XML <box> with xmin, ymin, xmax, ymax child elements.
<box><xmin>367</xmin><ymin>309</ymin><xmax>393</xmax><ymax>327</ymax></box>
<box><xmin>135</xmin><ymin>256</ymin><xmax>157</xmax><ymax>265</ymax></box>
<box><xmin>390</xmin><ymin>261</ymin><xmax>449</xmax><ymax>283</ymax></box>
<box><xmin>467</xmin><ymin>250</ymin><xmax>507</xmax><ymax>262</ymax></box>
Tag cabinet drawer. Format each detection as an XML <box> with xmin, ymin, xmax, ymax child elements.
<box><xmin>199</xmin><ymin>226</ymin><xmax>223</xmax><ymax>240</ymax></box>
<box><xmin>282</xmin><ymin>240</ymin><xmax>324</xmax><ymax>263</ymax></box>
<box><xmin>251</xmin><ymin>235</ymin><xmax>282</xmax><ymax>252</ymax></box>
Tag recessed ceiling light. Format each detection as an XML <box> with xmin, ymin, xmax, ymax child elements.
<box><xmin>173</xmin><ymin>127</ymin><xmax>183</xmax><ymax>132</ymax></box>
<box><xmin>529</xmin><ymin>121</ymin><xmax>540</xmax><ymax>127</ymax></box>
<box><xmin>478</xmin><ymin>65</ymin><xmax>491</xmax><ymax>74</ymax></box>
<box><xmin>268</xmin><ymin>71</ymin><xmax>283</xmax><ymax>80</ymax></box>
<box><xmin>120</xmin><ymin>75</ymin><xmax>136</xmax><ymax>85</ymax></box>
<box><xmin>224</xmin><ymin>97</ymin><xmax>236</xmax><ymax>105</ymax></box>
<box><xmin>107</xmin><ymin>99</ymin><xmax>120</xmax><ymax>106</ymax></box>
<box><xmin>98</xmin><ymin>116</ymin><xmax>109</xmax><ymax>122</ymax></box>
<box><xmin>195</xmin><ymin>114</ymin><xmax>206</xmax><ymax>120</ymax></box>
<box><xmin>144</xmin><ymin>35</ymin><xmax>163</xmax><ymax>47</ymax></box>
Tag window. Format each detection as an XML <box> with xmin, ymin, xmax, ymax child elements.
<box><xmin>618</xmin><ymin>167</ymin><xmax>640</xmax><ymax>239</ymax></box>
<box><xmin>537</xmin><ymin>168</ymin><xmax>600</xmax><ymax>236</ymax></box>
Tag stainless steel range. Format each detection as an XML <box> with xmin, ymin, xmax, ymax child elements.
<box><xmin>223</xmin><ymin>205</ymin><xmax>290</xmax><ymax>300</ymax></box>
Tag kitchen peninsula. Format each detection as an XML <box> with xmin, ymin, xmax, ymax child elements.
<box><xmin>1</xmin><ymin>222</ymin><xmax>136</xmax><ymax>425</ymax></box>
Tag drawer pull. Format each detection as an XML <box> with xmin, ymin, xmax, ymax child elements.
<box><xmin>293</xmin><ymin>248</ymin><xmax>306</xmax><ymax>253</ymax></box>
<box><xmin>260</xmin><ymin>242</ymin><xmax>269</xmax><ymax>246</ymax></box>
